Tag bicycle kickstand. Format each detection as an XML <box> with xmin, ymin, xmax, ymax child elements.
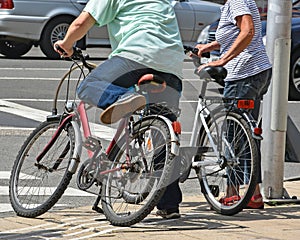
<box><xmin>92</xmin><ymin>189</ymin><xmax>104</xmax><ymax>214</ymax></box>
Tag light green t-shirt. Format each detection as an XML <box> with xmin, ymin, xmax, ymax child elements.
<box><xmin>84</xmin><ymin>0</ymin><xmax>184</xmax><ymax>78</ymax></box>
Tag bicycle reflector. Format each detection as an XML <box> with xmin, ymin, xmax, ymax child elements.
<box><xmin>237</xmin><ymin>99</ymin><xmax>254</xmax><ymax>109</ymax></box>
<box><xmin>172</xmin><ymin>121</ymin><xmax>181</xmax><ymax>134</ymax></box>
<box><xmin>254</xmin><ymin>127</ymin><xmax>262</xmax><ymax>135</ymax></box>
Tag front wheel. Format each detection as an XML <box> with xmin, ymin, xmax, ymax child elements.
<box><xmin>9</xmin><ymin>119</ymin><xmax>75</xmax><ymax>217</ymax></box>
<box><xmin>101</xmin><ymin>117</ymin><xmax>175</xmax><ymax>226</ymax></box>
<box><xmin>196</xmin><ymin>111</ymin><xmax>258</xmax><ymax>215</ymax></box>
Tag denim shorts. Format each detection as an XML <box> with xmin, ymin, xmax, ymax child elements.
<box><xmin>223</xmin><ymin>68</ymin><xmax>272</xmax><ymax>120</ymax></box>
<box><xmin>77</xmin><ymin>56</ymin><xmax>182</xmax><ymax>110</ymax></box>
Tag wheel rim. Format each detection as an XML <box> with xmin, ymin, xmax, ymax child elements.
<box><xmin>50</xmin><ymin>23</ymin><xmax>69</xmax><ymax>46</ymax></box>
<box><xmin>292</xmin><ymin>55</ymin><xmax>300</xmax><ymax>94</ymax></box>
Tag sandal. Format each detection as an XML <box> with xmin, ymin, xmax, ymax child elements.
<box><xmin>219</xmin><ymin>195</ymin><xmax>241</xmax><ymax>206</ymax></box>
<box><xmin>246</xmin><ymin>193</ymin><xmax>264</xmax><ymax>209</ymax></box>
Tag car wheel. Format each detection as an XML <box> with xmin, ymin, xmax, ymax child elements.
<box><xmin>289</xmin><ymin>48</ymin><xmax>300</xmax><ymax>100</ymax></box>
<box><xmin>0</xmin><ymin>40</ymin><xmax>33</xmax><ymax>58</ymax></box>
<box><xmin>40</xmin><ymin>16</ymin><xmax>74</xmax><ymax>59</ymax></box>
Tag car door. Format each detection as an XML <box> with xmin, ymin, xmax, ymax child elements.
<box><xmin>173</xmin><ymin>0</ymin><xmax>195</xmax><ymax>44</ymax></box>
<box><xmin>190</xmin><ymin>0</ymin><xmax>221</xmax><ymax>42</ymax></box>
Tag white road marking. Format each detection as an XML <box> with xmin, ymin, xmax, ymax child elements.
<box><xmin>0</xmin><ymin>204</ymin><xmax>13</xmax><ymax>213</ymax></box>
<box><xmin>0</xmin><ymin>99</ymin><xmax>50</xmax><ymax>122</ymax></box>
<box><xmin>0</xmin><ymin>99</ymin><xmax>115</xmax><ymax>140</ymax></box>
<box><xmin>0</xmin><ymin>186</ymin><xmax>94</xmax><ymax>197</ymax></box>
<box><xmin>0</xmin><ymin>67</ymin><xmax>67</xmax><ymax>70</ymax></box>
<box><xmin>0</xmin><ymin>171</ymin><xmax>39</xmax><ymax>180</ymax></box>
<box><xmin>0</xmin><ymin>77</ymin><xmax>60</xmax><ymax>81</ymax></box>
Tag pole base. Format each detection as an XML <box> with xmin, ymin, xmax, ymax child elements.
<box><xmin>264</xmin><ymin>187</ymin><xmax>300</xmax><ymax>205</ymax></box>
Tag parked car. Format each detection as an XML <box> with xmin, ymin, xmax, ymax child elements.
<box><xmin>198</xmin><ymin>0</ymin><xmax>300</xmax><ymax>100</ymax></box>
<box><xmin>0</xmin><ymin>0</ymin><xmax>221</xmax><ymax>59</ymax></box>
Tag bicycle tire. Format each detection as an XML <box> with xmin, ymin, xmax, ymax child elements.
<box><xmin>101</xmin><ymin>117</ymin><xmax>175</xmax><ymax>226</ymax></box>
<box><xmin>9</xmin><ymin>119</ymin><xmax>75</xmax><ymax>217</ymax></box>
<box><xmin>196</xmin><ymin>110</ymin><xmax>258</xmax><ymax>215</ymax></box>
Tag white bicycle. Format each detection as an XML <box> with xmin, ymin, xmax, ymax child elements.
<box><xmin>179</xmin><ymin>46</ymin><xmax>261</xmax><ymax>215</ymax></box>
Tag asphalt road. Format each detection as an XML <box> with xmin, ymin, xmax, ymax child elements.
<box><xmin>1</xmin><ymin>46</ymin><xmax>300</xmax><ymax>219</ymax></box>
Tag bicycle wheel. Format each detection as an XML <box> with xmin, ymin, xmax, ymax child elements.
<box><xmin>196</xmin><ymin>110</ymin><xmax>258</xmax><ymax>215</ymax></box>
<box><xmin>101</xmin><ymin>117</ymin><xmax>175</xmax><ymax>226</ymax></box>
<box><xmin>9</xmin><ymin>119</ymin><xmax>75</xmax><ymax>217</ymax></box>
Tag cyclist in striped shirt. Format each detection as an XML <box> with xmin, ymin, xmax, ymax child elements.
<box><xmin>195</xmin><ymin>0</ymin><xmax>272</xmax><ymax>209</ymax></box>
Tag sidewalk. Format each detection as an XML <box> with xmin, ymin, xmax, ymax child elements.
<box><xmin>1</xmin><ymin>181</ymin><xmax>300</xmax><ymax>240</ymax></box>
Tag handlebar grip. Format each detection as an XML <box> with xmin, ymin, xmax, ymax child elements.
<box><xmin>191</xmin><ymin>48</ymin><xmax>210</xmax><ymax>58</ymax></box>
<box><xmin>54</xmin><ymin>45</ymin><xmax>83</xmax><ymax>60</ymax></box>
<box><xmin>183</xmin><ymin>45</ymin><xmax>210</xmax><ymax>58</ymax></box>
<box><xmin>201</xmin><ymin>52</ymin><xmax>210</xmax><ymax>58</ymax></box>
<box><xmin>54</xmin><ymin>44</ymin><xmax>66</xmax><ymax>55</ymax></box>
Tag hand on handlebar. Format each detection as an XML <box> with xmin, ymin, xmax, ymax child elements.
<box><xmin>197</xmin><ymin>58</ymin><xmax>226</xmax><ymax>75</ymax></box>
<box><xmin>53</xmin><ymin>41</ymin><xmax>74</xmax><ymax>58</ymax></box>
<box><xmin>192</xmin><ymin>44</ymin><xmax>210</xmax><ymax>58</ymax></box>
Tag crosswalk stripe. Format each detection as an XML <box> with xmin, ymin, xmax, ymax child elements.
<box><xmin>0</xmin><ymin>99</ymin><xmax>115</xmax><ymax>140</ymax></box>
<box><xmin>0</xmin><ymin>171</ymin><xmax>38</xmax><ymax>180</ymax></box>
<box><xmin>0</xmin><ymin>186</ymin><xmax>94</xmax><ymax>197</ymax></box>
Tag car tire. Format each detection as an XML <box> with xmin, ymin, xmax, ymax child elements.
<box><xmin>289</xmin><ymin>48</ymin><xmax>300</xmax><ymax>100</ymax></box>
<box><xmin>40</xmin><ymin>16</ymin><xmax>74</xmax><ymax>59</ymax></box>
<box><xmin>0</xmin><ymin>40</ymin><xmax>33</xmax><ymax>58</ymax></box>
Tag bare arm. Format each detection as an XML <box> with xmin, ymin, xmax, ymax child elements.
<box><xmin>219</xmin><ymin>14</ymin><xmax>255</xmax><ymax>65</ymax></box>
<box><xmin>195</xmin><ymin>40</ymin><xmax>220</xmax><ymax>55</ymax></box>
<box><xmin>197</xmin><ymin>14</ymin><xmax>255</xmax><ymax>71</ymax></box>
<box><xmin>54</xmin><ymin>11</ymin><xmax>96</xmax><ymax>56</ymax></box>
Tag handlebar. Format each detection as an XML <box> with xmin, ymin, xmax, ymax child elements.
<box><xmin>184</xmin><ymin>45</ymin><xmax>227</xmax><ymax>86</ymax></box>
<box><xmin>183</xmin><ymin>45</ymin><xmax>210</xmax><ymax>58</ymax></box>
<box><xmin>54</xmin><ymin>45</ymin><xmax>94</xmax><ymax>71</ymax></box>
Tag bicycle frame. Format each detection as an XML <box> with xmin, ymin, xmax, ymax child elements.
<box><xmin>185</xmin><ymin>77</ymin><xmax>262</xmax><ymax>171</ymax></box>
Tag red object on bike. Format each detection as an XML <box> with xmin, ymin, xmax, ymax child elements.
<box><xmin>0</xmin><ymin>0</ymin><xmax>14</xmax><ymax>9</ymax></box>
<box><xmin>237</xmin><ymin>99</ymin><xmax>254</xmax><ymax>109</ymax></box>
<box><xmin>219</xmin><ymin>195</ymin><xmax>241</xmax><ymax>206</ymax></box>
<box><xmin>172</xmin><ymin>121</ymin><xmax>181</xmax><ymax>134</ymax></box>
<box><xmin>138</xmin><ymin>74</ymin><xmax>166</xmax><ymax>93</ymax></box>
<box><xmin>254</xmin><ymin>127</ymin><xmax>262</xmax><ymax>135</ymax></box>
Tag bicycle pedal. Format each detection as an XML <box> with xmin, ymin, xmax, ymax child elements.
<box><xmin>83</xmin><ymin>136</ymin><xmax>102</xmax><ymax>152</ymax></box>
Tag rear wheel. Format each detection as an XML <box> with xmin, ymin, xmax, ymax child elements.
<box><xmin>9</xmin><ymin>120</ymin><xmax>75</xmax><ymax>217</ymax></box>
<box><xmin>0</xmin><ymin>40</ymin><xmax>33</xmax><ymax>58</ymax></box>
<box><xmin>101</xmin><ymin>117</ymin><xmax>175</xmax><ymax>226</ymax></box>
<box><xmin>196</xmin><ymin>111</ymin><xmax>258</xmax><ymax>215</ymax></box>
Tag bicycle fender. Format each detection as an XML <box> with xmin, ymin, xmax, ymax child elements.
<box><xmin>240</xmin><ymin>111</ymin><xmax>263</xmax><ymax>140</ymax></box>
<box><xmin>68</xmin><ymin>120</ymin><xmax>82</xmax><ymax>173</ymax></box>
<box><xmin>145</xmin><ymin>115</ymin><xmax>180</xmax><ymax>156</ymax></box>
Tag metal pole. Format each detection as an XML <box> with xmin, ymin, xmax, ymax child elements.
<box><xmin>261</xmin><ymin>0</ymin><xmax>292</xmax><ymax>199</ymax></box>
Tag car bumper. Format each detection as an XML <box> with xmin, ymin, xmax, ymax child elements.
<box><xmin>0</xmin><ymin>15</ymin><xmax>48</xmax><ymax>41</ymax></box>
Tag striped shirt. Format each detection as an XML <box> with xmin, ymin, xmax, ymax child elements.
<box><xmin>215</xmin><ymin>0</ymin><xmax>271</xmax><ymax>81</ymax></box>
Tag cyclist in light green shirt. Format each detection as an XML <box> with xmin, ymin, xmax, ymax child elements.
<box><xmin>85</xmin><ymin>0</ymin><xmax>184</xmax><ymax>79</ymax></box>
<box><xmin>54</xmin><ymin>0</ymin><xmax>184</xmax><ymax>219</ymax></box>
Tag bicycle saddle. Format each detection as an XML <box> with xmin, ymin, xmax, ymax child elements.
<box><xmin>137</xmin><ymin>74</ymin><xmax>167</xmax><ymax>93</ymax></box>
<box><xmin>199</xmin><ymin>66</ymin><xmax>227</xmax><ymax>87</ymax></box>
